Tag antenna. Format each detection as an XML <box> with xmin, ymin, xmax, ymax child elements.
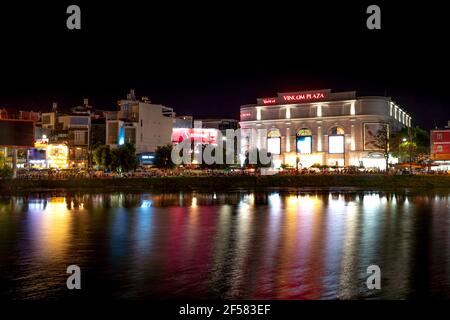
<box><xmin>127</xmin><ymin>89</ymin><xmax>136</xmax><ymax>101</ymax></box>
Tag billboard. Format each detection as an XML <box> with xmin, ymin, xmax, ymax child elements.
<box><xmin>172</xmin><ymin>128</ymin><xmax>218</xmax><ymax>145</ymax></box>
<box><xmin>296</xmin><ymin>136</ymin><xmax>312</xmax><ymax>154</ymax></box>
<box><xmin>364</xmin><ymin>123</ymin><xmax>388</xmax><ymax>150</ymax></box>
<box><xmin>328</xmin><ymin>135</ymin><xmax>344</xmax><ymax>154</ymax></box>
<box><xmin>0</xmin><ymin>119</ymin><xmax>34</xmax><ymax>147</ymax></box>
<box><xmin>46</xmin><ymin>144</ymin><xmax>69</xmax><ymax>169</ymax></box>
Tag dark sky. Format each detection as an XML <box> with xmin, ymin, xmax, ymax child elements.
<box><xmin>0</xmin><ymin>1</ymin><xmax>449</xmax><ymax>129</ymax></box>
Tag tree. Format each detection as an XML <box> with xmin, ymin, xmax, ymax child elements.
<box><xmin>372</xmin><ymin>124</ymin><xmax>390</xmax><ymax>172</ymax></box>
<box><xmin>0</xmin><ymin>150</ymin><xmax>12</xmax><ymax>179</ymax></box>
<box><xmin>408</xmin><ymin>126</ymin><xmax>429</xmax><ymax>162</ymax></box>
<box><xmin>390</xmin><ymin>126</ymin><xmax>429</xmax><ymax>164</ymax></box>
<box><xmin>93</xmin><ymin>145</ymin><xmax>112</xmax><ymax>170</ymax></box>
<box><xmin>154</xmin><ymin>144</ymin><xmax>176</xmax><ymax>169</ymax></box>
<box><xmin>110</xmin><ymin>143</ymin><xmax>138</xmax><ymax>172</ymax></box>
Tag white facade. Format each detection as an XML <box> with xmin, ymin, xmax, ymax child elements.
<box><xmin>106</xmin><ymin>92</ymin><xmax>174</xmax><ymax>153</ymax></box>
<box><xmin>239</xmin><ymin>89</ymin><xmax>411</xmax><ymax>169</ymax></box>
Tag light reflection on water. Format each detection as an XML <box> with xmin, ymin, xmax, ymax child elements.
<box><xmin>0</xmin><ymin>191</ymin><xmax>450</xmax><ymax>300</ymax></box>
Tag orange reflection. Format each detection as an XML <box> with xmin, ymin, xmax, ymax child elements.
<box><xmin>33</xmin><ymin>197</ymin><xmax>72</xmax><ymax>262</ymax></box>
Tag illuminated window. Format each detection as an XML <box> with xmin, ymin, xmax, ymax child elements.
<box><xmin>328</xmin><ymin>135</ymin><xmax>344</xmax><ymax>154</ymax></box>
<box><xmin>267</xmin><ymin>128</ymin><xmax>281</xmax><ymax>155</ymax></box>
<box><xmin>437</xmin><ymin>133</ymin><xmax>443</xmax><ymax>140</ymax></box>
<box><xmin>267</xmin><ymin>137</ymin><xmax>281</xmax><ymax>155</ymax></box>
<box><xmin>437</xmin><ymin>145</ymin><xmax>443</xmax><ymax>152</ymax></box>
<box><xmin>296</xmin><ymin>136</ymin><xmax>312</xmax><ymax>154</ymax></box>
<box><xmin>296</xmin><ymin>128</ymin><xmax>312</xmax><ymax>154</ymax></box>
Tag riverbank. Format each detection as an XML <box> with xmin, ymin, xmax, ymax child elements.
<box><xmin>2</xmin><ymin>174</ymin><xmax>450</xmax><ymax>193</ymax></box>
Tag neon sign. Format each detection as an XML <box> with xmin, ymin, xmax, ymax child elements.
<box><xmin>258</xmin><ymin>91</ymin><xmax>328</xmax><ymax>105</ymax></box>
<box><xmin>262</xmin><ymin>98</ymin><xmax>277</xmax><ymax>105</ymax></box>
<box><xmin>240</xmin><ymin>112</ymin><xmax>251</xmax><ymax>119</ymax></box>
<box><xmin>282</xmin><ymin>92</ymin><xmax>325</xmax><ymax>102</ymax></box>
<box><xmin>34</xmin><ymin>138</ymin><xmax>49</xmax><ymax>149</ymax></box>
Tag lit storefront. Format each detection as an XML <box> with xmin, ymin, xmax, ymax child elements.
<box><xmin>239</xmin><ymin>89</ymin><xmax>411</xmax><ymax>170</ymax></box>
<box><xmin>430</xmin><ymin>124</ymin><xmax>450</xmax><ymax>172</ymax></box>
<box><xmin>27</xmin><ymin>139</ymin><xmax>69</xmax><ymax>169</ymax></box>
<box><xmin>46</xmin><ymin>144</ymin><xmax>69</xmax><ymax>169</ymax></box>
<box><xmin>28</xmin><ymin>138</ymin><xmax>48</xmax><ymax>168</ymax></box>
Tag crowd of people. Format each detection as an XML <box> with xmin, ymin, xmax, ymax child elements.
<box><xmin>11</xmin><ymin>165</ymin><xmax>449</xmax><ymax>180</ymax></box>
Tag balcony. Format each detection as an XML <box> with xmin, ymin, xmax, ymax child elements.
<box><xmin>106</xmin><ymin>111</ymin><xmax>138</xmax><ymax>121</ymax></box>
<box><xmin>118</xmin><ymin>110</ymin><xmax>139</xmax><ymax>122</ymax></box>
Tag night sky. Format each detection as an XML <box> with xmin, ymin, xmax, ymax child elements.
<box><xmin>0</xmin><ymin>1</ymin><xmax>449</xmax><ymax>129</ymax></box>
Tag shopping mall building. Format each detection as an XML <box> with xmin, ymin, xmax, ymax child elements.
<box><xmin>239</xmin><ymin>89</ymin><xmax>412</xmax><ymax>169</ymax></box>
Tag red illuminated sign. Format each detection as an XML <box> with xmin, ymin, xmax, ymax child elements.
<box><xmin>172</xmin><ymin>128</ymin><xmax>218</xmax><ymax>145</ymax></box>
<box><xmin>262</xmin><ymin>98</ymin><xmax>277</xmax><ymax>105</ymax></box>
<box><xmin>258</xmin><ymin>91</ymin><xmax>328</xmax><ymax>106</ymax></box>
<box><xmin>282</xmin><ymin>92</ymin><xmax>325</xmax><ymax>102</ymax></box>
<box><xmin>240</xmin><ymin>112</ymin><xmax>251</xmax><ymax>120</ymax></box>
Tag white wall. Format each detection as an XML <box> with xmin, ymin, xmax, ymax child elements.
<box><xmin>137</xmin><ymin>103</ymin><xmax>173</xmax><ymax>153</ymax></box>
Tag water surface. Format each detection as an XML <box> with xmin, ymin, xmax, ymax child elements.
<box><xmin>0</xmin><ymin>190</ymin><xmax>449</xmax><ymax>300</ymax></box>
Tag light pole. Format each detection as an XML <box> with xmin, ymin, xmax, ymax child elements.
<box><xmin>407</xmin><ymin>127</ymin><xmax>413</xmax><ymax>172</ymax></box>
<box><xmin>401</xmin><ymin>137</ymin><xmax>407</xmax><ymax>162</ymax></box>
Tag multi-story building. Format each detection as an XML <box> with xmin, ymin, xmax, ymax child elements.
<box><xmin>174</xmin><ymin>115</ymin><xmax>193</xmax><ymax>129</ymax></box>
<box><xmin>193</xmin><ymin>119</ymin><xmax>240</xmax><ymax>164</ymax></box>
<box><xmin>195</xmin><ymin>118</ymin><xmax>239</xmax><ymax>133</ymax></box>
<box><xmin>239</xmin><ymin>89</ymin><xmax>411</xmax><ymax>169</ymax></box>
<box><xmin>430</xmin><ymin>121</ymin><xmax>450</xmax><ymax>171</ymax></box>
<box><xmin>90</xmin><ymin>109</ymin><xmax>108</xmax><ymax>147</ymax></box>
<box><xmin>106</xmin><ymin>90</ymin><xmax>174</xmax><ymax>155</ymax></box>
<box><xmin>41</xmin><ymin>102</ymin><xmax>90</xmax><ymax>168</ymax></box>
<box><xmin>0</xmin><ymin>111</ymin><xmax>36</xmax><ymax>170</ymax></box>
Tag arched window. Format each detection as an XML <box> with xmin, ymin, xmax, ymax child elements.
<box><xmin>267</xmin><ymin>128</ymin><xmax>281</xmax><ymax>138</ymax></box>
<box><xmin>267</xmin><ymin>128</ymin><xmax>281</xmax><ymax>154</ymax></box>
<box><xmin>296</xmin><ymin>128</ymin><xmax>312</xmax><ymax>154</ymax></box>
<box><xmin>329</xmin><ymin>126</ymin><xmax>345</xmax><ymax>135</ymax></box>
<box><xmin>296</xmin><ymin>128</ymin><xmax>312</xmax><ymax>136</ymax></box>
<box><xmin>328</xmin><ymin>126</ymin><xmax>345</xmax><ymax>154</ymax></box>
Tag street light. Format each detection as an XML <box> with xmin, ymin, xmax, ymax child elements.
<box><xmin>408</xmin><ymin>127</ymin><xmax>413</xmax><ymax>172</ymax></box>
